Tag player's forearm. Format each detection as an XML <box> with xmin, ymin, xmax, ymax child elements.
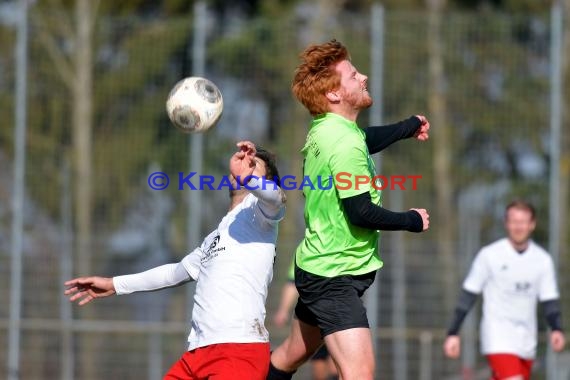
<box><xmin>246</xmin><ymin>177</ymin><xmax>286</xmax><ymax>217</ymax></box>
<box><xmin>542</xmin><ymin>299</ymin><xmax>564</xmax><ymax>332</ymax></box>
<box><xmin>364</xmin><ymin>116</ymin><xmax>421</xmax><ymax>154</ymax></box>
<box><xmin>447</xmin><ymin>289</ymin><xmax>478</xmax><ymax>335</ymax></box>
<box><xmin>113</xmin><ymin>263</ymin><xmax>192</xmax><ymax>295</ymax></box>
<box><xmin>342</xmin><ymin>191</ymin><xmax>423</xmax><ymax>232</ymax></box>
<box><xmin>277</xmin><ymin>282</ymin><xmax>298</xmax><ymax>314</ymax></box>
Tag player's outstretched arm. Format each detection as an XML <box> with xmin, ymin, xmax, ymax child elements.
<box><xmin>246</xmin><ymin>176</ymin><xmax>286</xmax><ymax>218</ymax></box>
<box><xmin>272</xmin><ymin>281</ymin><xmax>298</xmax><ymax>328</ymax></box>
<box><xmin>364</xmin><ymin>115</ymin><xmax>429</xmax><ymax>154</ymax></box>
<box><xmin>112</xmin><ymin>262</ymin><xmax>193</xmax><ymax>295</ymax></box>
<box><xmin>64</xmin><ymin>277</ymin><xmax>115</xmax><ymax>306</ymax></box>
<box><xmin>342</xmin><ymin>191</ymin><xmax>428</xmax><ymax>232</ymax></box>
<box><xmin>65</xmin><ymin>262</ymin><xmax>194</xmax><ymax>306</ymax></box>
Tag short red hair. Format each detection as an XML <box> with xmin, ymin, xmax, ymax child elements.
<box><xmin>291</xmin><ymin>40</ymin><xmax>349</xmax><ymax>116</ymax></box>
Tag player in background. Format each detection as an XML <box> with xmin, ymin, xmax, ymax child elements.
<box><xmin>267</xmin><ymin>39</ymin><xmax>430</xmax><ymax>380</ymax></box>
<box><xmin>272</xmin><ymin>259</ymin><xmax>339</xmax><ymax>380</ymax></box>
<box><xmin>65</xmin><ymin>141</ymin><xmax>286</xmax><ymax>380</ymax></box>
<box><xmin>443</xmin><ymin>200</ymin><xmax>565</xmax><ymax>380</ymax></box>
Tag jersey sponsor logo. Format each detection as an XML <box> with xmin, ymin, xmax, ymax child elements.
<box><xmin>202</xmin><ymin>232</ymin><xmax>226</xmax><ymax>263</ymax></box>
<box><xmin>515</xmin><ymin>282</ymin><xmax>532</xmax><ymax>293</ymax></box>
<box><xmin>308</xmin><ymin>137</ymin><xmax>320</xmax><ymax>158</ymax></box>
<box><xmin>208</xmin><ymin>235</ymin><xmax>220</xmax><ymax>252</ymax></box>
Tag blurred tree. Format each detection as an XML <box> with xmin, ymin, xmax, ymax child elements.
<box><xmin>29</xmin><ymin>2</ymin><xmax>193</xmax><ymax>219</ymax></box>
<box><xmin>74</xmin><ymin>0</ymin><xmax>96</xmax><ymax>278</ymax></box>
<box><xmin>32</xmin><ymin>1</ymin><xmax>98</xmax><ymax>377</ymax></box>
<box><xmin>32</xmin><ymin>0</ymin><xmax>97</xmax><ymax>277</ymax></box>
<box><xmin>54</xmin><ymin>0</ymin><xmax>193</xmax><ymax>16</ymax></box>
<box><xmin>426</xmin><ymin>0</ymin><xmax>457</xmax><ymax>315</ymax></box>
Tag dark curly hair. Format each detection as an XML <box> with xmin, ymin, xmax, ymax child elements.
<box><xmin>255</xmin><ymin>146</ymin><xmax>280</xmax><ymax>187</ymax></box>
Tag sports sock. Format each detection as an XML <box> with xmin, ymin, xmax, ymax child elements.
<box><xmin>267</xmin><ymin>361</ymin><xmax>296</xmax><ymax>380</ymax></box>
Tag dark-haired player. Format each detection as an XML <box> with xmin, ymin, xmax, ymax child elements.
<box><xmin>66</xmin><ymin>141</ymin><xmax>285</xmax><ymax>380</ymax></box>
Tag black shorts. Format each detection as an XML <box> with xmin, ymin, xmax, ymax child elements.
<box><xmin>294</xmin><ymin>264</ymin><xmax>376</xmax><ymax>337</ymax></box>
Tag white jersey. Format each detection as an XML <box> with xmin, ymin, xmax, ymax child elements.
<box><xmin>180</xmin><ymin>193</ymin><xmax>283</xmax><ymax>351</ymax></box>
<box><xmin>463</xmin><ymin>238</ymin><xmax>559</xmax><ymax>358</ymax></box>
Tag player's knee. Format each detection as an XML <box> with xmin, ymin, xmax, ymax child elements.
<box><xmin>271</xmin><ymin>341</ymin><xmax>311</xmax><ymax>371</ymax></box>
<box><xmin>341</xmin><ymin>372</ymin><xmax>374</xmax><ymax>380</ymax></box>
<box><xmin>339</xmin><ymin>362</ymin><xmax>374</xmax><ymax>380</ymax></box>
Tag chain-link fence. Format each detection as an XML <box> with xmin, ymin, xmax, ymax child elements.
<box><xmin>0</xmin><ymin>2</ymin><xmax>568</xmax><ymax>379</ymax></box>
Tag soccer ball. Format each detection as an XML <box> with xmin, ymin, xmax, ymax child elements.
<box><xmin>166</xmin><ymin>77</ymin><xmax>224</xmax><ymax>133</ymax></box>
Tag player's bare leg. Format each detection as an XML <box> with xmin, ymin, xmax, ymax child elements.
<box><xmin>270</xmin><ymin>317</ymin><xmax>322</xmax><ymax>372</ymax></box>
<box><xmin>324</xmin><ymin>327</ymin><xmax>375</xmax><ymax>380</ymax></box>
<box><xmin>327</xmin><ymin>355</ymin><xmax>340</xmax><ymax>380</ymax></box>
<box><xmin>502</xmin><ymin>376</ymin><xmax>524</xmax><ymax>380</ymax></box>
<box><xmin>311</xmin><ymin>359</ymin><xmax>329</xmax><ymax>380</ymax></box>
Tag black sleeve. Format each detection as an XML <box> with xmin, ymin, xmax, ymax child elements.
<box><xmin>364</xmin><ymin>116</ymin><xmax>422</xmax><ymax>154</ymax></box>
<box><xmin>341</xmin><ymin>191</ymin><xmax>423</xmax><ymax>232</ymax></box>
<box><xmin>447</xmin><ymin>289</ymin><xmax>478</xmax><ymax>336</ymax></box>
<box><xmin>541</xmin><ymin>299</ymin><xmax>563</xmax><ymax>332</ymax></box>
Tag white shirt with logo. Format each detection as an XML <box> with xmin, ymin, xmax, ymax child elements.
<box><xmin>180</xmin><ymin>193</ymin><xmax>283</xmax><ymax>351</ymax></box>
<box><xmin>463</xmin><ymin>238</ymin><xmax>559</xmax><ymax>359</ymax></box>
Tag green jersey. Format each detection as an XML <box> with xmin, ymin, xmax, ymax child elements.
<box><xmin>296</xmin><ymin>113</ymin><xmax>383</xmax><ymax>277</ymax></box>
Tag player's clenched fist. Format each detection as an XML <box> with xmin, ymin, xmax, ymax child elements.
<box><xmin>410</xmin><ymin>208</ymin><xmax>429</xmax><ymax>231</ymax></box>
<box><xmin>551</xmin><ymin>330</ymin><xmax>565</xmax><ymax>352</ymax></box>
<box><xmin>413</xmin><ymin>115</ymin><xmax>430</xmax><ymax>141</ymax></box>
<box><xmin>64</xmin><ymin>276</ymin><xmax>116</xmax><ymax>306</ymax></box>
<box><xmin>443</xmin><ymin>335</ymin><xmax>461</xmax><ymax>359</ymax></box>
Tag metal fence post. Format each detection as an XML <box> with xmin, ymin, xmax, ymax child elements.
<box><xmin>547</xmin><ymin>3</ymin><xmax>563</xmax><ymax>379</ymax></box>
<box><xmin>367</xmin><ymin>4</ymin><xmax>385</xmax><ymax>369</ymax></box>
<box><xmin>8</xmin><ymin>0</ymin><xmax>29</xmax><ymax>378</ymax></box>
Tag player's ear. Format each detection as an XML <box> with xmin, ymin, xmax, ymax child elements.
<box><xmin>529</xmin><ymin>219</ymin><xmax>536</xmax><ymax>232</ymax></box>
<box><xmin>326</xmin><ymin>90</ymin><xmax>341</xmax><ymax>103</ymax></box>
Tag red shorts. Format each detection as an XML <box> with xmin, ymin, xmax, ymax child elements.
<box><xmin>164</xmin><ymin>342</ymin><xmax>270</xmax><ymax>380</ymax></box>
<box><xmin>486</xmin><ymin>354</ymin><xmax>533</xmax><ymax>380</ymax></box>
